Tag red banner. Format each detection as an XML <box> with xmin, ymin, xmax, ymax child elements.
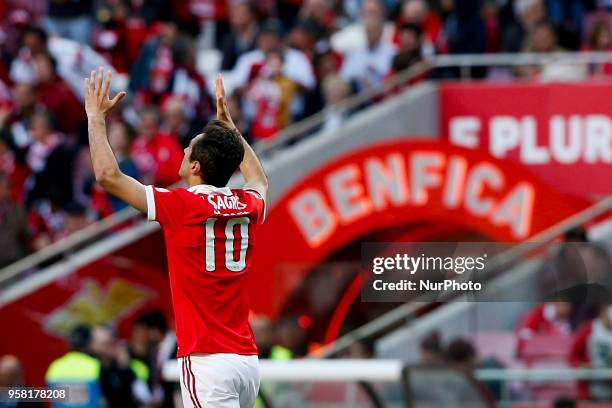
<box><xmin>440</xmin><ymin>82</ymin><xmax>612</xmax><ymax>197</ymax></box>
<box><xmin>249</xmin><ymin>140</ymin><xmax>589</xmax><ymax>316</ymax></box>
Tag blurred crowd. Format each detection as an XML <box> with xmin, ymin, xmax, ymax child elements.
<box><xmin>0</xmin><ymin>310</ymin><xmax>311</xmax><ymax>408</ymax></box>
<box><xmin>0</xmin><ymin>0</ymin><xmax>611</xmax><ymax>266</ymax></box>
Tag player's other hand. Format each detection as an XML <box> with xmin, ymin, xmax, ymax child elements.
<box><xmin>84</xmin><ymin>67</ymin><xmax>126</xmax><ymax>118</ymax></box>
<box><xmin>215</xmin><ymin>74</ymin><xmax>236</xmax><ymax>129</ymax></box>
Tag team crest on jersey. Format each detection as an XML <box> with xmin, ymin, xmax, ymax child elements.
<box><xmin>208</xmin><ymin>194</ymin><xmax>248</xmax><ymax>211</ymax></box>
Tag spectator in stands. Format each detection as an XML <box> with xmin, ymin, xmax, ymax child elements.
<box><xmin>169</xmin><ymin>36</ymin><xmax>214</xmax><ymax>125</ymax></box>
<box><xmin>570</xmin><ymin>303</ymin><xmax>612</xmax><ymax>400</ymax></box>
<box><xmin>245</xmin><ymin>49</ymin><xmax>299</xmax><ymax>140</ymax></box>
<box><xmin>394</xmin><ymin>0</ymin><xmax>440</xmax><ymax>56</ymax></box>
<box><xmin>129</xmin><ymin>18</ymin><xmax>180</xmax><ymax>103</ymax></box>
<box><xmin>446</xmin><ymin>337</ymin><xmax>504</xmax><ymax>399</ymax></box>
<box><xmin>161</xmin><ymin>96</ymin><xmax>201</xmax><ymax>149</ymax></box>
<box><xmin>419</xmin><ymin>331</ymin><xmax>444</xmax><ymax>365</ymax></box>
<box><xmin>298</xmin><ymin>0</ymin><xmax>337</xmax><ymax>41</ymax></box>
<box><xmin>91</xmin><ymin>0</ymin><xmax>135</xmax><ymax>74</ymax></box>
<box><xmin>0</xmin><ymin>355</ymin><xmax>43</xmax><ymax>408</ymax></box>
<box><xmin>25</xmin><ymin>111</ymin><xmax>61</xmax><ymax>175</ymax></box>
<box><xmin>44</xmin><ymin>0</ymin><xmax>93</xmax><ymax>44</ymax></box>
<box><xmin>391</xmin><ymin>23</ymin><xmax>424</xmax><ymax>73</ymax></box>
<box><xmin>524</xmin><ymin>21</ymin><xmax>563</xmax><ymax>53</ymax></box>
<box><xmin>520</xmin><ymin>21</ymin><xmax>587</xmax><ymax>81</ymax></box>
<box><xmin>540</xmin><ymin>227</ymin><xmax>611</xmax><ymax>328</ymax></box>
<box><xmin>32</xmin><ymin>53</ymin><xmax>86</xmax><ymax>137</ymax></box>
<box><xmin>9</xmin><ymin>26</ymin><xmax>49</xmax><ymax>85</ymax></box>
<box><xmin>546</xmin><ymin>0</ymin><xmax>583</xmax><ymax>50</ymax></box>
<box><xmin>46</xmin><ymin>325</ymin><xmax>102</xmax><ymax>408</ymax></box>
<box><xmin>340</xmin><ymin>15</ymin><xmax>396</xmax><ymax>92</ymax></box>
<box><xmin>588</xmin><ymin>20</ymin><xmax>612</xmax><ymax>52</ymax></box>
<box><xmin>232</xmin><ymin>19</ymin><xmax>316</xmax><ymax>92</ymax></box>
<box><xmin>91</xmin><ymin>325</ymin><xmax>155</xmax><ymax>408</ymax></box>
<box><xmin>251</xmin><ymin>316</ymin><xmax>274</xmax><ymax>359</ymax></box>
<box><xmin>287</xmin><ymin>19</ymin><xmax>323</xmax><ymax>61</ymax></box>
<box><xmin>131</xmin><ymin>106</ymin><xmax>182</xmax><ymax>186</ymax></box>
<box><xmin>0</xmin><ymin>82</ymin><xmax>38</xmax><ymax>157</ymax></box>
<box><xmin>0</xmin><ymin>135</ymin><xmax>27</xmax><ymax>202</ymax></box>
<box><xmin>58</xmin><ymin>202</ymin><xmax>91</xmax><ymax>240</ymax></box>
<box><xmin>517</xmin><ymin>302</ymin><xmax>572</xmax><ymax>358</ymax></box>
<box><xmin>24</xmin><ymin>111</ymin><xmax>77</xmax><ymax>210</ymax></box>
<box><xmin>500</xmin><ymin>0</ymin><xmax>547</xmax><ymax>53</ymax></box>
<box><xmin>586</xmin><ymin>20</ymin><xmax>612</xmax><ymax>77</ymax></box>
<box><xmin>128</xmin><ymin>310</ymin><xmax>168</xmax><ymax>406</ymax></box>
<box><xmin>320</xmin><ymin>73</ymin><xmax>351</xmax><ymax>132</ymax></box>
<box><xmin>220</xmin><ymin>1</ymin><xmax>260</xmax><ymax>71</ymax></box>
<box><xmin>0</xmin><ymin>171</ymin><xmax>28</xmax><ymax>267</ymax></box>
<box><xmin>0</xmin><ymin>355</ymin><xmax>22</xmax><ymax>388</ymax></box>
<box><xmin>446</xmin><ymin>337</ymin><xmax>477</xmax><ymax>367</ymax></box>
<box><xmin>444</xmin><ymin>0</ymin><xmax>487</xmax><ymax>55</ymax></box>
<box><xmin>275</xmin><ymin>316</ymin><xmax>308</xmax><ymax>357</ymax></box>
<box><xmin>105</xmin><ymin>121</ymin><xmax>140</xmax><ymax>211</ymax></box>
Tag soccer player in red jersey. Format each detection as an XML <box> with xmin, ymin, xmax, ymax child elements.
<box><xmin>84</xmin><ymin>67</ymin><xmax>267</xmax><ymax>407</ymax></box>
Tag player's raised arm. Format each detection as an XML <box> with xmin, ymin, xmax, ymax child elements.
<box><xmin>215</xmin><ymin>74</ymin><xmax>268</xmax><ymax>200</ymax></box>
<box><xmin>85</xmin><ymin>67</ymin><xmax>148</xmax><ymax>214</ymax></box>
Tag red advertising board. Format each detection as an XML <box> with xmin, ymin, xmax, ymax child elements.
<box><xmin>440</xmin><ymin>82</ymin><xmax>612</xmax><ymax>197</ymax></box>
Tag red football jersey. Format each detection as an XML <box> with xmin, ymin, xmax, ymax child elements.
<box><xmin>145</xmin><ymin>184</ymin><xmax>265</xmax><ymax>357</ymax></box>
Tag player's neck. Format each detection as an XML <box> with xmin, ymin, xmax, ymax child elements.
<box><xmin>185</xmin><ymin>175</ymin><xmax>205</xmax><ymax>188</ymax></box>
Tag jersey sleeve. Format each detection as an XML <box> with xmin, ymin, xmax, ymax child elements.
<box><xmin>145</xmin><ymin>186</ymin><xmax>186</xmax><ymax>229</ymax></box>
<box><xmin>244</xmin><ymin>189</ymin><xmax>266</xmax><ymax>223</ymax></box>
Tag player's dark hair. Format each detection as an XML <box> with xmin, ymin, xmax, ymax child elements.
<box><xmin>190</xmin><ymin>120</ymin><xmax>244</xmax><ymax>187</ymax></box>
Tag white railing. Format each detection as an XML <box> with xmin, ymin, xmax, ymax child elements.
<box><xmin>161</xmin><ymin>358</ymin><xmax>612</xmax><ymax>383</ymax></box>
<box><xmin>162</xmin><ymin>359</ymin><xmax>403</xmax><ymax>383</ymax></box>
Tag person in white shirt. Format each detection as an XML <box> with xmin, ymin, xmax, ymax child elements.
<box><xmin>340</xmin><ymin>16</ymin><xmax>396</xmax><ymax>92</ymax></box>
<box><xmin>232</xmin><ymin>20</ymin><xmax>316</xmax><ymax>91</ymax></box>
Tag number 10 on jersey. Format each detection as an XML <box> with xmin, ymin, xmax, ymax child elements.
<box><xmin>204</xmin><ymin>217</ymin><xmax>250</xmax><ymax>272</ymax></box>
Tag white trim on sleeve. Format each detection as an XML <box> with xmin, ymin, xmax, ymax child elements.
<box><xmin>245</xmin><ymin>189</ymin><xmax>266</xmax><ymax>221</ymax></box>
<box><xmin>145</xmin><ymin>185</ymin><xmax>156</xmax><ymax>221</ymax></box>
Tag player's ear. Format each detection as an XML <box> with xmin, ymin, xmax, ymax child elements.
<box><xmin>190</xmin><ymin>160</ymin><xmax>201</xmax><ymax>176</ymax></box>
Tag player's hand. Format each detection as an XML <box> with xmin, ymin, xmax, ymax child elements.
<box><xmin>215</xmin><ymin>74</ymin><xmax>236</xmax><ymax>128</ymax></box>
<box><xmin>84</xmin><ymin>67</ymin><xmax>126</xmax><ymax>118</ymax></box>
